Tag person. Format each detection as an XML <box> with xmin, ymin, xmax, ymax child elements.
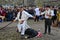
<box><xmin>27</xmin><ymin>7</ymin><xmax>35</xmax><ymax>19</ymax></box>
<box><xmin>13</xmin><ymin>7</ymin><xmax>35</xmax><ymax>36</ymax></box>
<box><xmin>28</xmin><ymin>7</ymin><xmax>35</xmax><ymax>16</ymax></box>
<box><xmin>24</xmin><ymin>28</ymin><xmax>42</xmax><ymax>39</ymax></box>
<box><xmin>57</xmin><ymin>7</ymin><xmax>60</xmax><ymax>27</ymax></box>
<box><xmin>41</xmin><ymin>6</ymin><xmax>54</xmax><ymax>34</ymax></box>
<box><xmin>13</xmin><ymin>7</ymin><xmax>18</xmax><ymax>19</ymax></box>
<box><xmin>34</xmin><ymin>7</ymin><xmax>40</xmax><ymax>22</ymax></box>
<box><xmin>6</xmin><ymin>7</ymin><xmax>13</xmax><ymax>21</ymax></box>
<box><xmin>52</xmin><ymin>6</ymin><xmax>57</xmax><ymax>24</ymax></box>
<box><xmin>0</xmin><ymin>6</ymin><xmax>6</xmax><ymax>22</ymax></box>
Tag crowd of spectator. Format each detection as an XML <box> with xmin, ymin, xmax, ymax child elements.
<box><xmin>0</xmin><ymin>5</ymin><xmax>60</xmax><ymax>24</ymax></box>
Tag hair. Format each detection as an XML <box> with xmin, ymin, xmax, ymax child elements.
<box><xmin>45</xmin><ymin>5</ymin><xmax>50</xmax><ymax>8</ymax></box>
<box><xmin>58</xmin><ymin>7</ymin><xmax>60</xmax><ymax>9</ymax></box>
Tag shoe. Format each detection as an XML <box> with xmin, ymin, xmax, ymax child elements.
<box><xmin>48</xmin><ymin>33</ymin><xmax>53</xmax><ymax>35</ymax></box>
<box><xmin>25</xmin><ymin>36</ymin><xmax>28</xmax><ymax>39</ymax></box>
<box><xmin>16</xmin><ymin>30</ymin><xmax>19</xmax><ymax>32</ymax></box>
<box><xmin>21</xmin><ymin>35</ymin><xmax>25</xmax><ymax>39</ymax></box>
<box><xmin>16</xmin><ymin>30</ymin><xmax>21</xmax><ymax>33</ymax></box>
<box><xmin>43</xmin><ymin>33</ymin><xmax>46</xmax><ymax>34</ymax></box>
<box><xmin>48</xmin><ymin>33</ymin><xmax>52</xmax><ymax>35</ymax></box>
<box><xmin>27</xmin><ymin>37</ymin><xmax>31</xmax><ymax>39</ymax></box>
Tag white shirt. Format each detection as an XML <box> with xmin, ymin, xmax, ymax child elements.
<box><xmin>15</xmin><ymin>10</ymin><xmax>33</xmax><ymax>21</ymax></box>
<box><xmin>35</xmin><ymin>8</ymin><xmax>40</xmax><ymax>16</ymax></box>
<box><xmin>41</xmin><ymin>9</ymin><xmax>54</xmax><ymax>18</ymax></box>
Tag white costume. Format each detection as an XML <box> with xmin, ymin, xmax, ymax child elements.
<box><xmin>15</xmin><ymin>10</ymin><xmax>33</xmax><ymax>35</ymax></box>
<box><xmin>35</xmin><ymin>8</ymin><xmax>40</xmax><ymax>16</ymax></box>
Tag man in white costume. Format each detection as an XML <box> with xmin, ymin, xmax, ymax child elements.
<box><xmin>14</xmin><ymin>7</ymin><xmax>35</xmax><ymax>36</ymax></box>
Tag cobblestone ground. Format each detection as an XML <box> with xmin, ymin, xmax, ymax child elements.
<box><xmin>0</xmin><ymin>20</ymin><xmax>60</xmax><ymax>40</ymax></box>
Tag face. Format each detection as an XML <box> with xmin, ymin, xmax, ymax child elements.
<box><xmin>50</xmin><ymin>7</ymin><xmax>53</xmax><ymax>10</ymax></box>
<box><xmin>45</xmin><ymin>7</ymin><xmax>50</xmax><ymax>10</ymax></box>
<box><xmin>23</xmin><ymin>7</ymin><xmax>25</xmax><ymax>10</ymax></box>
<box><xmin>20</xmin><ymin>7</ymin><xmax>24</xmax><ymax>12</ymax></box>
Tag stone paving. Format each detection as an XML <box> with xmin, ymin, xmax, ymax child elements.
<box><xmin>0</xmin><ymin>20</ymin><xmax>60</xmax><ymax>40</ymax></box>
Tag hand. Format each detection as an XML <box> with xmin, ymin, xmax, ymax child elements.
<box><xmin>13</xmin><ymin>20</ymin><xmax>16</xmax><ymax>22</ymax></box>
<box><xmin>33</xmin><ymin>16</ymin><xmax>36</xmax><ymax>19</ymax></box>
<box><xmin>49</xmin><ymin>15</ymin><xmax>51</xmax><ymax>17</ymax></box>
<box><xmin>19</xmin><ymin>20</ymin><xmax>24</xmax><ymax>24</ymax></box>
<box><xmin>46</xmin><ymin>14</ymin><xmax>51</xmax><ymax>16</ymax></box>
<box><xmin>47</xmin><ymin>14</ymin><xmax>51</xmax><ymax>17</ymax></box>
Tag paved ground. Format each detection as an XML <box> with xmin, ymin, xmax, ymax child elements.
<box><xmin>0</xmin><ymin>20</ymin><xmax>60</xmax><ymax>40</ymax></box>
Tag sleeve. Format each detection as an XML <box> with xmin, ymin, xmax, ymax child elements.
<box><xmin>25</xmin><ymin>12</ymin><xmax>33</xmax><ymax>17</ymax></box>
<box><xmin>51</xmin><ymin>10</ymin><xmax>55</xmax><ymax>16</ymax></box>
<box><xmin>40</xmin><ymin>11</ymin><xmax>45</xmax><ymax>15</ymax></box>
<box><xmin>15</xmin><ymin>12</ymin><xmax>20</xmax><ymax>20</ymax></box>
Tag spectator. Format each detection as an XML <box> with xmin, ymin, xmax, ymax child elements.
<box><xmin>6</xmin><ymin>7</ymin><xmax>13</xmax><ymax>21</ymax></box>
<box><xmin>52</xmin><ymin>6</ymin><xmax>57</xmax><ymax>24</ymax></box>
<box><xmin>0</xmin><ymin>6</ymin><xmax>6</xmax><ymax>22</ymax></box>
<box><xmin>34</xmin><ymin>7</ymin><xmax>40</xmax><ymax>22</ymax></box>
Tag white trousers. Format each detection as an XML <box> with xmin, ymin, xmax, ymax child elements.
<box><xmin>17</xmin><ymin>21</ymin><xmax>30</xmax><ymax>35</ymax></box>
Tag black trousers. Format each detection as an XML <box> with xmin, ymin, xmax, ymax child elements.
<box><xmin>44</xmin><ymin>18</ymin><xmax>52</xmax><ymax>34</ymax></box>
<box><xmin>25</xmin><ymin>28</ymin><xmax>38</xmax><ymax>38</ymax></box>
<box><xmin>52</xmin><ymin>16</ymin><xmax>57</xmax><ymax>24</ymax></box>
<box><xmin>34</xmin><ymin>15</ymin><xmax>40</xmax><ymax>22</ymax></box>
